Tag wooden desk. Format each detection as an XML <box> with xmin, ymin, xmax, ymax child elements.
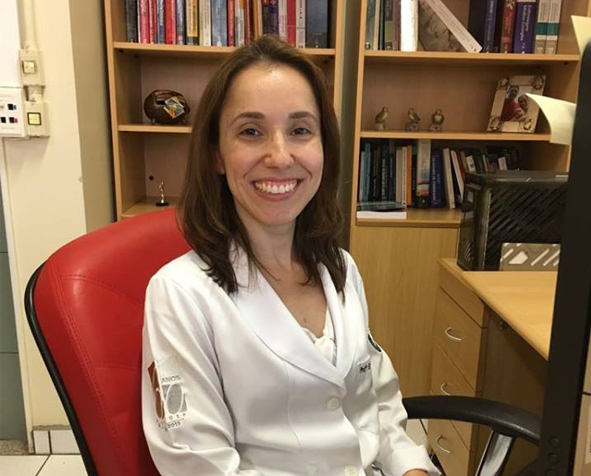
<box><xmin>429</xmin><ymin>259</ymin><xmax>553</xmax><ymax>476</ymax></box>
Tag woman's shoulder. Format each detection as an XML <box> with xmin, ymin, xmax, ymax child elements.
<box><xmin>149</xmin><ymin>250</ymin><xmax>220</xmax><ymax>295</ymax></box>
<box><xmin>339</xmin><ymin>249</ymin><xmax>364</xmax><ymax>289</ymax></box>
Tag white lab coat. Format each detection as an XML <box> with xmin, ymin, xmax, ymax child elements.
<box><xmin>142</xmin><ymin>246</ymin><xmax>440</xmax><ymax>476</ymax></box>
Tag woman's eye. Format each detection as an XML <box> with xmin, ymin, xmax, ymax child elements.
<box><xmin>292</xmin><ymin>127</ymin><xmax>311</xmax><ymax>136</ymax></box>
<box><xmin>240</xmin><ymin>128</ymin><xmax>261</xmax><ymax>137</ymax></box>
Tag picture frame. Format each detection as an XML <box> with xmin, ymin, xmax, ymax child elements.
<box><xmin>487</xmin><ymin>75</ymin><xmax>546</xmax><ymax>133</ymax></box>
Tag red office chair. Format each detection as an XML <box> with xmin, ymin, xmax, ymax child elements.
<box><xmin>25</xmin><ymin>209</ymin><xmax>539</xmax><ymax>476</ymax></box>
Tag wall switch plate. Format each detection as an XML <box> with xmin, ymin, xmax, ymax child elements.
<box><xmin>25</xmin><ymin>99</ymin><xmax>50</xmax><ymax>137</ymax></box>
<box><xmin>19</xmin><ymin>49</ymin><xmax>45</xmax><ymax>86</ymax></box>
<box><xmin>0</xmin><ymin>87</ymin><xmax>27</xmax><ymax>138</ymax></box>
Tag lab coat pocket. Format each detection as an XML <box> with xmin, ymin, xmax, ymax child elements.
<box><xmin>347</xmin><ymin>356</ymin><xmax>379</xmax><ymax>434</ymax></box>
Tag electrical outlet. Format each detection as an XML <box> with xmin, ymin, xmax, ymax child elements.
<box><xmin>0</xmin><ymin>87</ymin><xmax>27</xmax><ymax>138</ymax></box>
<box><xmin>19</xmin><ymin>49</ymin><xmax>45</xmax><ymax>87</ymax></box>
<box><xmin>25</xmin><ymin>99</ymin><xmax>50</xmax><ymax>137</ymax></box>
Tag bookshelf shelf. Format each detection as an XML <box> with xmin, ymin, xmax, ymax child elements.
<box><xmin>364</xmin><ymin>50</ymin><xmax>581</xmax><ymax>66</ymax></box>
<box><xmin>113</xmin><ymin>42</ymin><xmax>336</xmax><ymax>60</ymax></box>
<box><xmin>121</xmin><ymin>196</ymin><xmax>180</xmax><ymax>219</ymax></box>
<box><xmin>360</xmin><ymin>131</ymin><xmax>553</xmax><ymax>142</ymax></box>
<box><xmin>118</xmin><ymin>124</ymin><xmax>192</xmax><ymax>134</ymax></box>
<box><xmin>356</xmin><ymin>208</ymin><xmax>462</xmax><ymax>228</ymax></box>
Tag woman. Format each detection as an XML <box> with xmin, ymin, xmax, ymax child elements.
<box><xmin>142</xmin><ymin>36</ymin><xmax>439</xmax><ymax>476</ymax></box>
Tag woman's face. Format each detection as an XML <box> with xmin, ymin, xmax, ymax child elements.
<box><xmin>217</xmin><ymin>63</ymin><xmax>324</xmax><ymax>235</ymax></box>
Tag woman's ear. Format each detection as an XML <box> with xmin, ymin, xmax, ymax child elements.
<box><xmin>214</xmin><ymin>150</ymin><xmax>226</xmax><ymax>174</ymax></box>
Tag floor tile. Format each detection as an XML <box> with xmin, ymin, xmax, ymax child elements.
<box><xmin>0</xmin><ymin>455</ymin><xmax>47</xmax><ymax>476</ymax></box>
<box><xmin>37</xmin><ymin>455</ymin><xmax>87</xmax><ymax>476</ymax></box>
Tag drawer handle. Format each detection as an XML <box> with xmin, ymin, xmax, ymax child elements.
<box><xmin>436</xmin><ymin>436</ymin><xmax>452</xmax><ymax>454</ymax></box>
<box><xmin>440</xmin><ymin>383</ymin><xmax>452</xmax><ymax>396</ymax></box>
<box><xmin>444</xmin><ymin>327</ymin><xmax>463</xmax><ymax>342</ymax></box>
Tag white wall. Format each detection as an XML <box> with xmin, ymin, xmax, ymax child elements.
<box><xmin>0</xmin><ymin>0</ymin><xmax>113</xmax><ymax>436</ymax></box>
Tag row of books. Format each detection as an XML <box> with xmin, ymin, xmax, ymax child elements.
<box><xmin>125</xmin><ymin>0</ymin><xmax>329</xmax><ymax>48</ymax></box>
<box><xmin>364</xmin><ymin>0</ymin><xmax>563</xmax><ymax>54</ymax></box>
<box><xmin>358</xmin><ymin>139</ymin><xmax>521</xmax><ymax>212</ymax></box>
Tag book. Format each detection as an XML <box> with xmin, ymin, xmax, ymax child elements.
<box><xmin>227</xmin><ymin>0</ymin><xmax>235</xmax><ymax>45</ymax></box>
<box><xmin>165</xmin><ymin>0</ymin><xmax>176</xmax><ymax>44</ymax></box>
<box><xmin>296</xmin><ymin>0</ymin><xmax>306</xmax><ymax>47</ymax></box>
<box><xmin>365</xmin><ymin>0</ymin><xmax>377</xmax><ymax>49</ymax></box>
<box><xmin>279</xmin><ymin>0</ymin><xmax>288</xmax><ymax>40</ymax></box>
<box><xmin>416</xmin><ymin>139</ymin><xmax>431</xmax><ymax>208</ymax></box>
<box><xmin>513</xmin><ymin>0</ymin><xmax>537</xmax><ymax>53</ymax></box>
<box><xmin>400</xmin><ymin>0</ymin><xmax>419</xmax><ymax>51</ymax></box>
<box><xmin>199</xmin><ymin>0</ymin><xmax>211</xmax><ymax>45</ymax></box>
<box><xmin>406</xmin><ymin>144</ymin><xmax>413</xmax><ymax>205</ymax></box>
<box><xmin>139</xmin><ymin>0</ymin><xmax>150</xmax><ymax>43</ymax></box>
<box><xmin>418</xmin><ymin>0</ymin><xmax>482</xmax><ymax>52</ymax></box>
<box><xmin>468</xmin><ymin>0</ymin><xmax>500</xmax><ymax>52</ymax></box>
<box><xmin>393</xmin><ymin>0</ymin><xmax>401</xmax><ymax>50</ymax></box>
<box><xmin>430</xmin><ymin>149</ymin><xmax>445</xmax><ymax>208</ymax></box>
<box><xmin>176</xmin><ymin>0</ymin><xmax>185</xmax><ymax>44</ymax></box>
<box><xmin>306</xmin><ymin>0</ymin><xmax>328</xmax><ymax>47</ymax></box>
<box><xmin>244</xmin><ymin>0</ymin><xmax>252</xmax><ymax>43</ymax></box>
<box><xmin>545</xmin><ymin>0</ymin><xmax>563</xmax><ymax>54</ymax></box>
<box><xmin>357</xmin><ymin>200</ymin><xmax>406</xmax><ymax>211</ymax></box>
<box><xmin>442</xmin><ymin>149</ymin><xmax>455</xmax><ymax>209</ymax></box>
<box><xmin>534</xmin><ymin>0</ymin><xmax>551</xmax><ymax>53</ymax></box>
<box><xmin>211</xmin><ymin>0</ymin><xmax>228</xmax><ymax>46</ymax></box>
<box><xmin>149</xmin><ymin>0</ymin><xmax>156</xmax><ymax>43</ymax></box>
<box><xmin>287</xmin><ymin>0</ymin><xmax>296</xmax><ymax>45</ymax></box>
<box><xmin>235</xmin><ymin>0</ymin><xmax>245</xmax><ymax>46</ymax></box>
<box><xmin>450</xmin><ymin>149</ymin><xmax>465</xmax><ymax>203</ymax></box>
<box><xmin>126</xmin><ymin>0</ymin><xmax>138</xmax><ymax>42</ymax></box>
<box><xmin>356</xmin><ymin>210</ymin><xmax>408</xmax><ymax>220</ymax></box>
<box><xmin>383</xmin><ymin>0</ymin><xmax>394</xmax><ymax>50</ymax></box>
<box><xmin>157</xmin><ymin>0</ymin><xmax>166</xmax><ymax>43</ymax></box>
<box><xmin>499</xmin><ymin>0</ymin><xmax>516</xmax><ymax>52</ymax></box>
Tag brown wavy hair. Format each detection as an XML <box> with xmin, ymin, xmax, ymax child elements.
<box><xmin>179</xmin><ymin>35</ymin><xmax>345</xmax><ymax>295</ymax></box>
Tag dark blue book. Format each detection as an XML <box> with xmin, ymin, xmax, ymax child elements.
<box><xmin>175</xmin><ymin>0</ymin><xmax>185</xmax><ymax>44</ymax></box>
<box><xmin>430</xmin><ymin>149</ymin><xmax>445</xmax><ymax>208</ymax></box>
<box><xmin>211</xmin><ymin>0</ymin><xmax>228</xmax><ymax>46</ymax></box>
<box><xmin>513</xmin><ymin>0</ymin><xmax>536</xmax><ymax>53</ymax></box>
<box><xmin>306</xmin><ymin>0</ymin><xmax>328</xmax><ymax>48</ymax></box>
<box><xmin>156</xmin><ymin>0</ymin><xmax>165</xmax><ymax>43</ymax></box>
<box><xmin>468</xmin><ymin>0</ymin><xmax>500</xmax><ymax>53</ymax></box>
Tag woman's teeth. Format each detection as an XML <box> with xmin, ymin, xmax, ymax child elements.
<box><xmin>254</xmin><ymin>181</ymin><xmax>297</xmax><ymax>194</ymax></box>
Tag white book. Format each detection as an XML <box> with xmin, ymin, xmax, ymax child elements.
<box><xmin>416</xmin><ymin>139</ymin><xmax>431</xmax><ymax>204</ymax></box>
<box><xmin>357</xmin><ymin>210</ymin><xmax>408</xmax><ymax>220</ymax></box>
<box><xmin>296</xmin><ymin>0</ymin><xmax>306</xmax><ymax>48</ymax></box>
<box><xmin>235</xmin><ymin>0</ymin><xmax>244</xmax><ymax>47</ymax></box>
<box><xmin>200</xmin><ymin>0</ymin><xmax>212</xmax><ymax>46</ymax></box>
<box><xmin>442</xmin><ymin>148</ymin><xmax>455</xmax><ymax>210</ymax></box>
<box><xmin>534</xmin><ymin>0</ymin><xmax>551</xmax><ymax>54</ymax></box>
<box><xmin>450</xmin><ymin>149</ymin><xmax>464</xmax><ymax>202</ymax></box>
<box><xmin>400</xmin><ymin>0</ymin><xmax>418</xmax><ymax>51</ymax></box>
<box><xmin>279</xmin><ymin>0</ymin><xmax>288</xmax><ymax>41</ymax></box>
<box><xmin>545</xmin><ymin>0</ymin><xmax>563</xmax><ymax>54</ymax></box>
<box><xmin>498</xmin><ymin>156</ymin><xmax>508</xmax><ymax>170</ymax></box>
<box><xmin>419</xmin><ymin>0</ymin><xmax>482</xmax><ymax>53</ymax></box>
<box><xmin>373</xmin><ymin>0</ymin><xmax>382</xmax><ymax>50</ymax></box>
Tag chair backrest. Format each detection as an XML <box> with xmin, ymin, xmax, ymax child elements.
<box><xmin>26</xmin><ymin>209</ymin><xmax>190</xmax><ymax>476</ymax></box>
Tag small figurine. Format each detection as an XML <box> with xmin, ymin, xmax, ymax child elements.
<box><xmin>429</xmin><ymin>109</ymin><xmax>445</xmax><ymax>132</ymax></box>
<box><xmin>374</xmin><ymin>107</ymin><xmax>389</xmax><ymax>131</ymax></box>
<box><xmin>155</xmin><ymin>181</ymin><xmax>170</xmax><ymax>207</ymax></box>
<box><xmin>405</xmin><ymin>108</ymin><xmax>421</xmax><ymax>132</ymax></box>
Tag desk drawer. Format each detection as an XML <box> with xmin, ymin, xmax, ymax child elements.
<box><xmin>428</xmin><ymin>418</ymin><xmax>471</xmax><ymax>476</ymax></box>
<box><xmin>434</xmin><ymin>288</ymin><xmax>486</xmax><ymax>390</ymax></box>
<box><xmin>431</xmin><ymin>341</ymin><xmax>478</xmax><ymax>449</ymax></box>
<box><xmin>439</xmin><ymin>262</ymin><xmax>485</xmax><ymax>326</ymax></box>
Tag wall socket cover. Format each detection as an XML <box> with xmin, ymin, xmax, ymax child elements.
<box><xmin>0</xmin><ymin>87</ymin><xmax>27</xmax><ymax>138</ymax></box>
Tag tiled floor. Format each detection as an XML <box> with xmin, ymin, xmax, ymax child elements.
<box><xmin>0</xmin><ymin>455</ymin><xmax>87</xmax><ymax>476</ymax></box>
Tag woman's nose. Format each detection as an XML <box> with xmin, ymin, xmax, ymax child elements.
<box><xmin>264</xmin><ymin>132</ymin><xmax>294</xmax><ymax>168</ymax></box>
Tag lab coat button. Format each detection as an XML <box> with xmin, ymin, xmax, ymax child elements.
<box><xmin>327</xmin><ymin>397</ymin><xmax>341</xmax><ymax>410</ymax></box>
<box><xmin>344</xmin><ymin>466</ymin><xmax>358</xmax><ymax>476</ymax></box>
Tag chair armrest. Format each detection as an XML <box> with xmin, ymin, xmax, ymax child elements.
<box><xmin>402</xmin><ymin>396</ymin><xmax>541</xmax><ymax>446</ymax></box>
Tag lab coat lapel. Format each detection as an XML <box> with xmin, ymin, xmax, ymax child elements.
<box><xmin>231</xmin><ymin>247</ymin><xmax>348</xmax><ymax>389</ymax></box>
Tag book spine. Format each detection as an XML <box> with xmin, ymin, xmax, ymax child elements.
<box><xmin>212</xmin><ymin>0</ymin><xmax>228</xmax><ymax>46</ymax></box>
<box><xmin>287</xmin><ymin>0</ymin><xmax>296</xmax><ymax>46</ymax></box>
<box><xmin>306</xmin><ymin>0</ymin><xmax>327</xmax><ymax>48</ymax></box>
<box><xmin>359</xmin><ymin>149</ymin><xmax>367</xmax><ymax>203</ymax></box>
<box><xmin>406</xmin><ymin>145</ymin><xmax>412</xmax><ymax>205</ymax></box>
<box><xmin>387</xmin><ymin>147</ymin><xmax>395</xmax><ymax>201</ymax></box>
<box><xmin>379</xmin><ymin>0</ymin><xmax>385</xmax><ymax>50</ymax></box>
<box><xmin>157</xmin><ymin>0</ymin><xmax>166</xmax><ymax>43</ymax></box>
<box><xmin>279</xmin><ymin>0</ymin><xmax>288</xmax><ymax>40</ymax></box>
<box><xmin>534</xmin><ymin>0</ymin><xmax>551</xmax><ymax>53</ymax></box>
<box><xmin>296</xmin><ymin>0</ymin><xmax>305</xmax><ymax>48</ymax></box>
<box><xmin>126</xmin><ymin>0</ymin><xmax>139</xmax><ymax>42</ymax></box>
<box><xmin>139</xmin><ymin>0</ymin><xmax>150</xmax><ymax>43</ymax></box>
<box><xmin>365</xmin><ymin>0</ymin><xmax>377</xmax><ymax>49</ymax></box>
<box><xmin>200</xmin><ymin>0</ymin><xmax>211</xmax><ymax>45</ymax></box>
<box><xmin>384</xmin><ymin>0</ymin><xmax>394</xmax><ymax>50</ymax></box>
<box><xmin>400</xmin><ymin>0</ymin><xmax>418</xmax><ymax>52</ymax></box>
<box><xmin>245</xmin><ymin>0</ymin><xmax>252</xmax><ymax>43</ymax></box>
<box><xmin>482</xmin><ymin>0</ymin><xmax>499</xmax><ymax>52</ymax></box>
<box><xmin>416</xmin><ymin>139</ymin><xmax>431</xmax><ymax>208</ymax></box>
<box><xmin>373</xmin><ymin>0</ymin><xmax>381</xmax><ymax>50</ymax></box>
<box><xmin>164</xmin><ymin>0</ymin><xmax>176</xmax><ymax>43</ymax></box>
<box><xmin>381</xmin><ymin>145</ymin><xmax>388</xmax><ymax>201</ymax></box>
<box><xmin>149</xmin><ymin>0</ymin><xmax>156</xmax><ymax>43</ymax></box>
<box><xmin>235</xmin><ymin>0</ymin><xmax>245</xmax><ymax>46</ymax></box>
<box><xmin>545</xmin><ymin>0</ymin><xmax>562</xmax><ymax>54</ymax></box>
<box><xmin>424</xmin><ymin>0</ymin><xmax>483</xmax><ymax>53</ymax></box>
<box><xmin>430</xmin><ymin>150</ymin><xmax>445</xmax><ymax>208</ymax></box>
<box><xmin>227</xmin><ymin>0</ymin><xmax>235</xmax><ymax>45</ymax></box>
<box><xmin>499</xmin><ymin>0</ymin><xmax>516</xmax><ymax>52</ymax></box>
<box><xmin>270</xmin><ymin>0</ymin><xmax>279</xmax><ymax>35</ymax></box>
<box><xmin>176</xmin><ymin>0</ymin><xmax>185</xmax><ymax>44</ymax></box>
<box><xmin>442</xmin><ymin>148</ymin><xmax>455</xmax><ymax>209</ymax></box>
<box><xmin>364</xmin><ymin>142</ymin><xmax>372</xmax><ymax>202</ymax></box>
<box><xmin>513</xmin><ymin>0</ymin><xmax>536</xmax><ymax>53</ymax></box>
<box><xmin>262</xmin><ymin>0</ymin><xmax>271</xmax><ymax>34</ymax></box>
<box><xmin>392</xmin><ymin>0</ymin><xmax>401</xmax><ymax>50</ymax></box>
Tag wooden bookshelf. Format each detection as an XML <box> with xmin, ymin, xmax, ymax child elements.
<box><xmin>104</xmin><ymin>0</ymin><xmax>344</xmax><ymax>219</ymax></box>
<box><xmin>344</xmin><ymin>1</ymin><xmax>591</xmax><ymax>476</ymax></box>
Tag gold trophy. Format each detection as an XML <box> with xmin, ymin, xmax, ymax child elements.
<box><xmin>155</xmin><ymin>181</ymin><xmax>169</xmax><ymax>207</ymax></box>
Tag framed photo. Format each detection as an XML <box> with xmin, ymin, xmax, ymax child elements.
<box><xmin>487</xmin><ymin>75</ymin><xmax>546</xmax><ymax>133</ymax></box>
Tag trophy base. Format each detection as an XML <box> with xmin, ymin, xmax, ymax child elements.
<box><xmin>155</xmin><ymin>201</ymin><xmax>170</xmax><ymax>207</ymax></box>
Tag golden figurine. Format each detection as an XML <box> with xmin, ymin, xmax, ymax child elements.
<box><xmin>155</xmin><ymin>181</ymin><xmax>170</xmax><ymax>207</ymax></box>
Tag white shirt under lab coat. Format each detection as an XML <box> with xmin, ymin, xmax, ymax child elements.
<box><xmin>142</xmin><ymin>246</ymin><xmax>440</xmax><ymax>476</ymax></box>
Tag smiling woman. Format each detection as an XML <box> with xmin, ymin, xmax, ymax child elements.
<box><xmin>142</xmin><ymin>35</ymin><xmax>438</xmax><ymax>476</ymax></box>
